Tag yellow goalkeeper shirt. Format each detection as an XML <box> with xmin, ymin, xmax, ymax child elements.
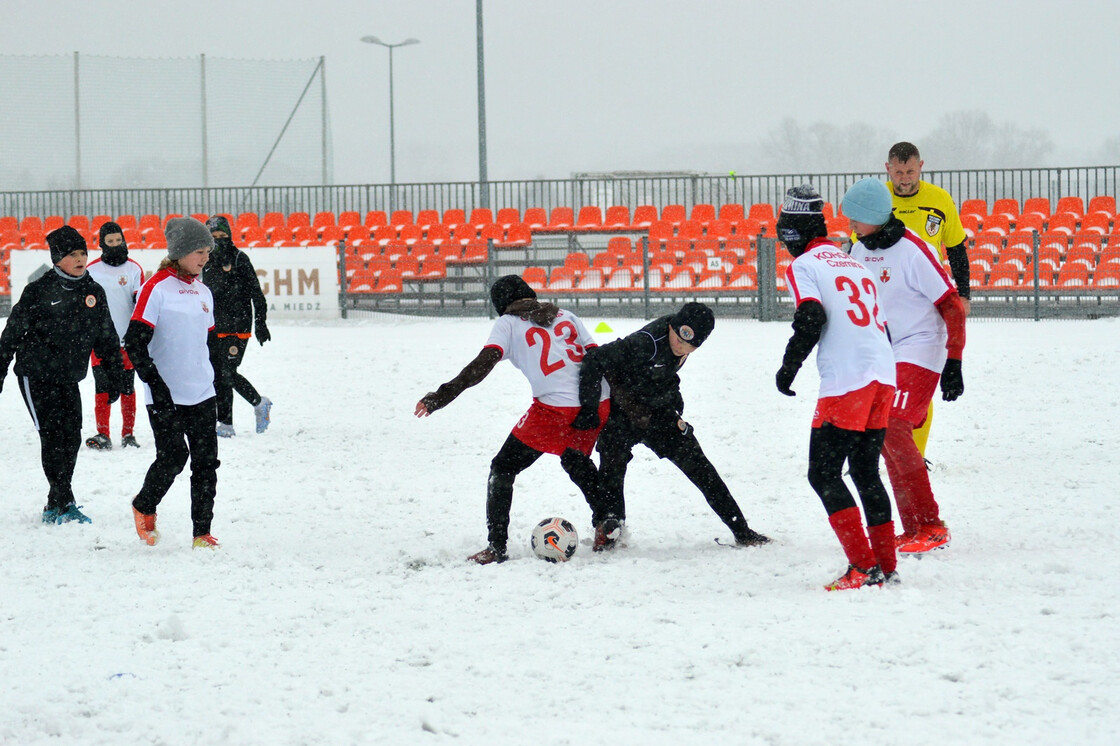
<box><xmin>887</xmin><ymin>180</ymin><xmax>968</xmax><ymax>260</ymax></box>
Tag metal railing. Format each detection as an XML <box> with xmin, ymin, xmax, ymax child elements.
<box><xmin>2</xmin><ymin>166</ymin><xmax>1117</xmax><ymax>222</ymax></box>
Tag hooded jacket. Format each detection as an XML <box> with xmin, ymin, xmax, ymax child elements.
<box><xmin>201</xmin><ymin>237</ymin><xmax>268</xmax><ymax>335</ymax></box>
<box><xmin>0</xmin><ymin>269</ymin><xmax>123</xmax><ymax>382</ymax></box>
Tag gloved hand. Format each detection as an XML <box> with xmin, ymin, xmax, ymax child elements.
<box><xmin>776</xmin><ymin>363</ymin><xmax>799</xmax><ymax>396</ymax></box>
<box><xmin>941</xmin><ymin>358</ymin><xmax>964</xmax><ymax>401</ymax></box>
<box><xmin>149</xmin><ymin>379</ymin><xmax>175</xmax><ymax>412</ymax></box>
<box><xmin>256</xmin><ymin>320</ymin><xmax>271</xmax><ymax>346</ymax></box>
<box><xmin>570</xmin><ymin>405</ymin><xmax>601</xmax><ymax>431</ymax></box>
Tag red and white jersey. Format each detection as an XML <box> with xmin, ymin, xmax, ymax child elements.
<box><xmin>785</xmin><ymin>238</ymin><xmax>896</xmax><ymax>398</ymax></box>
<box><xmin>850</xmin><ymin>228</ymin><xmax>956</xmax><ymax>373</ymax></box>
<box><xmin>131</xmin><ymin>268</ymin><xmax>216</xmax><ymax>406</ymax></box>
<box><xmin>484</xmin><ymin>309</ymin><xmax>609</xmax><ymax>407</ymax></box>
<box><xmin>87</xmin><ymin>257</ymin><xmax>145</xmax><ymax>341</ymax></box>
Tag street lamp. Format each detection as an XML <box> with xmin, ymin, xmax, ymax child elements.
<box><xmin>360</xmin><ymin>35</ymin><xmax>420</xmax><ymax>187</ymax></box>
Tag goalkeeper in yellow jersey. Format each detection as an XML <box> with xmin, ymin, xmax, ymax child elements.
<box><xmin>884</xmin><ymin>141</ymin><xmax>971</xmax><ymax>460</ymax></box>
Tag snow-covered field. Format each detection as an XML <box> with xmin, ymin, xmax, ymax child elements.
<box><xmin>1</xmin><ymin>313</ymin><xmax>1117</xmax><ymax>745</ymax></box>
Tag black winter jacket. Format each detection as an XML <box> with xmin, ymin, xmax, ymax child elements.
<box><xmin>201</xmin><ymin>241</ymin><xmax>268</xmax><ymax>335</ymax></box>
<box><xmin>0</xmin><ymin>269</ymin><xmax>123</xmax><ymax>383</ymax></box>
<box><xmin>578</xmin><ymin>316</ymin><xmax>687</xmax><ymax>427</ymax></box>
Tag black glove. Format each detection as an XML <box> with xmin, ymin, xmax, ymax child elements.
<box><xmin>571</xmin><ymin>405</ymin><xmax>601</xmax><ymax>431</ymax></box>
<box><xmin>148</xmin><ymin>379</ymin><xmax>175</xmax><ymax>412</ymax></box>
<box><xmin>941</xmin><ymin>358</ymin><xmax>964</xmax><ymax>401</ymax></box>
<box><xmin>256</xmin><ymin>320</ymin><xmax>270</xmax><ymax>346</ymax></box>
<box><xmin>776</xmin><ymin>363</ymin><xmax>799</xmax><ymax>397</ymax></box>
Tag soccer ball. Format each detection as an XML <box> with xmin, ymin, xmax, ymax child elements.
<box><xmin>530</xmin><ymin>517</ymin><xmax>578</xmax><ymax>563</ymax></box>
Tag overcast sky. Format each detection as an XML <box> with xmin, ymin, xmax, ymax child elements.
<box><xmin>4</xmin><ymin>0</ymin><xmax>1119</xmax><ymax>185</ymax></box>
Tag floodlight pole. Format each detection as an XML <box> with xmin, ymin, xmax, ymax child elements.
<box><xmin>360</xmin><ymin>36</ymin><xmax>420</xmax><ymax>188</ymax></box>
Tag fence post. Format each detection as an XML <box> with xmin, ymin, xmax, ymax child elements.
<box><xmin>337</xmin><ymin>239</ymin><xmax>348</xmax><ymax>320</ymax></box>
<box><xmin>1032</xmin><ymin>230</ymin><xmax>1040</xmax><ymax>321</ymax></box>
<box><xmin>757</xmin><ymin>234</ymin><xmax>777</xmax><ymax>321</ymax></box>
<box><xmin>73</xmin><ymin>52</ymin><xmax>82</xmax><ymax>190</ymax></box>
<box><xmin>200</xmin><ymin>54</ymin><xmax>209</xmax><ymax>188</ymax></box>
<box><xmin>641</xmin><ymin>235</ymin><xmax>651</xmax><ymax>319</ymax></box>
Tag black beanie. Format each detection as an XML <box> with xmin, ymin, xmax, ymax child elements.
<box><xmin>98</xmin><ymin>221</ymin><xmax>129</xmax><ymax>266</ymax></box>
<box><xmin>47</xmin><ymin>225</ymin><xmax>88</xmax><ymax>264</ymax></box>
<box><xmin>670</xmin><ymin>301</ymin><xmax>715</xmax><ymax>347</ymax></box>
<box><xmin>206</xmin><ymin>215</ymin><xmax>233</xmax><ymax>236</ymax></box>
<box><xmin>490</xmin><ymin>274</ymin><xmax>536</xmax><ymax>315</ymax></box>
<box><xmin>776</xmin><ymin>184</ymin><xmax>827</xmax><ymax>257</ymax></box>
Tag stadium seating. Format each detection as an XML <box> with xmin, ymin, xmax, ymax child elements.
<box><xmin>990</xmin><ymin>198</ymin><xmax>1020</xmax><ymax>223</ymax></box>
<box><xmin>631</xmin><ymin>205</ymin><xmax>658</xmax><ymax>229</ymax></box>
<box><xmin>469</xmin><ymin>208</ymin><xmax>493</xmax><ymax>228</ymax></box>
<box><xmin>575</xmin><ymin>206</ymin><xmax>603</xmax><ymax>231</ymax></box>
<box><xmin>495</xmin><ymin>208</ymin><xmax>521</xmax><ymax>228</ymax></box>
<box><xmin>604</xmin><ymin>205</ymin><xmax>631</xmax><ymax>229</ymax></box>
<box><xmin>1054</xmin><ymin>196</ymin><xmax>1084</xmax><ymax>220</ymax></box>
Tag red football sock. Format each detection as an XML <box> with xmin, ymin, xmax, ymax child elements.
<box><xmin>828</xmin><ymin>507</ymin><xmax>876</xmax><ymax>571</ymax></box>
<box><xmin>121</xmin><ymin>393</ymin><xmax>136</xmax><ymax>436</ymax></box>
<box><xmin>883</xmin><ymin>417</ymin><xmax>941</xmax><ymax>532</ymax></box>
<box><xmin>867</xmin><ymin>521</ymin><xmax>898</xmax><ymax>574</ymax></box>
<box><xmin>95</xmin><ymin>393</ymin><xmax>111</xmax><ymax>437</ymax></box>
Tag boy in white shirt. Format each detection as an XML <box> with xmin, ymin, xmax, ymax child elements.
<box><xmin>843</xmin><ymin>178</ymin><xmax>967</xmax><ymax>554</ymax></box>
<box><xmin>775</xmin><ymin>185</ymin><xmax>898</xmax><ymax>590</ymax></box>
<box><xmin>415</xmin><ymin>275</ymin><xmax>611</xmax><ymax>564</ymax></box>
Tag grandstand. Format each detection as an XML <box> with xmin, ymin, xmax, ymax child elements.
<box><xmin>2</xmin><ymin>172</ymin><xmax>1118</xmax><ymax>320</ymax></box>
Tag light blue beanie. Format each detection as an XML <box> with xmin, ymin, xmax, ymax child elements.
<box><xmin>842</xmin><ymin>178</ymin><xmax>893</xmax><ymax>225</ymax></box>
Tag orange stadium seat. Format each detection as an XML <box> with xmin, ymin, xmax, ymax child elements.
<box><xmin>985</xmin><ymin>263</ymin><xmax>1022</xmax><ymax>289</ymax></box>
<box><xmin>1065</xmin><ymin>242</ymin><xmax>1099</xmax><ymax>270</ymax></box>
<box><xmin>1054</xmin><ymin>196</ymin><xmax>1084</xmax><ymax>220</ymax></box>
<box><xmin>522</xmin><ymin>208</ymin><xmax>547</xmax><ymax>230</ymax></box>
<box><xmin>677</xmin><ymin>220</ymin><xmax>704</xmax><ymax>242</ymax></box>
<box><xmin>287</xmin><ymin>212</ymin><xmax>310</xmax><ymax>230</ymax></box>
<box><xmin>68</xmin><ymin>215</ymin><xmax>90</xmax><ymax>233</ymax></box>
<box><xmin>1069</xmin><ymin>232</ymin><xmax>1103</xmax><ymax>256</ymax></box>
<box><xmin>419</xmin><ymin>256</ymin><xmax>446</xmax><ymax>280</ymax></box>
<box><xmin>500</xmin><ymin>223</ymin><xmax>532</xmax><ymax>248</ymax></box>
<box><xmin>0</xmin><ymin>216</ymin><xmax>17</xmax><ymax>233</ymax></box>
<box><xmin>373</xmin><ymin>225</ymin><xmax>398</xmax><ymax>246</ymax></box>
<box><xmin>960</xmin><ymin>213</ymin><xmax>980</xmax><ymax>238</ymax></box>
<box><xmin>690</xmin><ymin>204</ymin><xmax>716</xmax><ymax>227</ymax></box>
<box><xmin>1038</xmin><ymin>232</ymin><xmax>1069</xmax><ymax>255</ymax></box>
<box><xmin>661</xmin><ymin>204</ymin><xmax>687</xmax><ymax>227</ymax></box>
<box><xmin>522</xmin><ymin>267</ymin><xmax>547</xmax><ymax>291</ymax></box>
<box><xmin>1055</xmin><ymin>263</ymin><xmax>1090</xmax><ymax>288</ymax></box>
<box><xmin>450</xmin><ymin>223</ymin><xmax>478</xmax><ymax>246</ymax></box>
<box><xmin>1093</xmin><ymin>263</ymin><xmax>1120</xmax><ymax>288</ymax></box>
<box><xmin>647</xmin><ymin>220</ymin><xmax>674</xmax><ymax>248</ymax></box>
<box><xmin>1046</xmin><ymin>213</ymin><xmax>1078</xmax><ymax>236</ymax></box>
<box><xmin>604</xmin><ymin>205</ymin><xmax>631</xmax><ymax>229</ymax></box>
<box><xmin>421</xmin><ymin>223</ymin><xmax>447</xmax><ymax>246</ymax></box>
<box><xmin>478</xmin><ymin>223</ymin><xmax>504</xmax><ymax>244</ymax></box>
<box><xmin>998</xmin><ymin>244</ymin><xmax>1030</xmax><ymax>272</ymax></box>
<box><xmin>375</xmin><ymin>269</ymin><xmax>403</xmax><ymax>293</ymax></box>
<box><xmin>495</xmin><ymin>208</ymin><xmax>520</xmax><ymax>228</ymax></box>
<box><xmin>395</xmin><ymin>255</ymin><xmax>420</xmax><ymax>279</ymax></box>
<box><xmin>269</xmin><ymin>226</ymin><xmax>294</xmax><ymax>246</ymax></box>
<box><xmin>632</xmin><ymin>205</ymin><xmax>659</xmax><ymax>229</ymax></box>
<box><xmin>415</xmin><ymin>209</ymin><xmax>440</xmax><ymax>231</ymax></box>
<box><xmin>967</xmin><ymin>243</ymin><xmax>996</xmax><ymax>272</ymax></box>
<box><xmin>461</xmin><ymin>241</ymin><xmax>488</xmax><ymax>263</ymax></box>
<box><xmin>547</xmin><ymin>266</ymin><xmax>577</xmax><ymax>291</ymax></box>
<box><xmin>548</xmin><ymin>207</ymin><xmax>574</xmax><ymax>230</ymax></box>
<box><xmin>365</xmin><ymin>210</ymin><xmax>388</xmax><ymax>229</ymax></box>
<box><xmin>410</xmin><ymin>240</ymin><xmax>436</xmax><ymax>261</ymax></box>
<box><xmin>243</xmin><ymin>226</ymin><xmax>268</xmax><ymax>247</ymax></box>
<box><xmin>981</xmin><ymin>214</ymin><xmax>1010</xmax><ymax>236</ymax></box>
<box><xmin>718</xmin><ymin>203</ymin><xmax>745</xmax><ymax>226</ymax></box>
<box><xmin>138</xmin><ymin>214</ymin><xmax>162</xmax><ymax>236</ymax></box>
<box><xmin>606</xmin><ymin>236</ymin><xmax>632</xmax><ymax>256</ymax></box>
<box><xmin>728</xmin><ymin>264</ymin><xmax>758</xmax><ymax>289</ymax></box>
<box><xmin>969</xmin><ymin>260</ymin><xmax>990</xmax><ymax>287</ymax></box>
<box><xmin>396</xmin><ymin>224</ymin><xmax>422</xmax><ymax>245</ymax></box>
<box><xmin>564</xmin><ymin>252</ymin><xmax>590</xmax><ymax>272</ymax></box>
<box><xmin>577</xmin><ymin>268</ymin><xmax>605</xmax><ymax>292</ymax></box>
<box><xmin>312</xmin><ymin>211</ymin><xmax>336</xmax><ymax>230</ymax></box>
<box><xmin>1013</xmin><ymin>213</ymin><xmax>1044</xmax><ymax>235</ymax></box>
<box><xmin>592</xmin><ymin>252</ymin><xmax>620</xmax><ymax>274</ymax></box>
<box><xmin>748</xmin><ymin>203</ymin><xmax>776</xmax><ymax>225</ymax></box>
<box><xmin>960</xmin><ymin>199</ymin><xmax>988</xmax><ymax>220</ymax></box>
<box><xmin>706</xmin><ymin>219</ymin><xmax>732</xmax><ymax>241</ymax></box>
<box><xmin>319</xmin><ymin>225</ymin><xmax>345</xmax><ymax>246</ymax></box>
<box><xmin>661</xmin><ymin>266</ymin><xmax>695</xmax><ymax>291</ymax></box>
<box><xmin>389</xmin><ymin>210</ymin><xmax>413</xmax><ymax>230</ymax></box>
<box><xmin>469</xmin><ymin>208</ymin><xmax>493</xmax><ymax>228</ymax></box>
<box><xmin>442</xmin><ymin>208</ymin><xmax>466</xmax><ymax>229</ymax></box>
<box><xmin>605</xmin><ymin>266</ymin><xmax>639</xmax><ymax>291</ymax></box>
<box><xmin>43</xmin><ymin>216</ymin><xmax>64</xmax><ymax>233</ymax></box>
<box><xmin>1080</xmin><ymin>213</ymin><xmax>1111</xmax><ymax>235</ymax></box>
<box><xmin>19</xmin><ymin>216</ymin><xmax>43</xmax><ymax>235</ymax></box>
<box><xmin>262</xmin><ymin>212</ymin><xmax>285</xmax><ymax>234</ymax></box>
<box><xmin>338</xmin><ymin>211</ymin><xmax>362</xmax><ymax>231</ymax></box>
<box><xmin>695</xmin><ymin>270</ymin><xmax>726</xmax><ymax>290</ymax></box>
<box><xmin>990</xmin><ymin>198</ymin><xmax>1020</xmax><ymax>223</ymax></box>
<box><xmin>236</xmin><ymin>212</ymin><xmax>260</xmax><ymax>231</ymax></box>
<box><xmin>293</xmin><ymin>226</ymin><xmax>317</xmax><ymax>246</ymax></box>
<box><xmin>383</xmin><ymin>240</ymin><xmax>408</xmax><ymax>262</ymax></box>
<box><xmin>1087</xmin><ymin>196</ymin><xmax>1116</xmax><ymax>219</ymax></box>
<box><xmin>1021</xmin><ymin>198</ymin><xmax>1051</xmax><ymax>222</ymax></box>
<box><xmin>575</xmin><ymin>206</ymin><xmax>603</xmax><ymax>231</ymax></box>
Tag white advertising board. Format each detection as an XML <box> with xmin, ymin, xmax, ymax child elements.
<box><xmin>9</xmin><ymin>245</ymin><xmax>340</xmax><ymax>320</ymax></box>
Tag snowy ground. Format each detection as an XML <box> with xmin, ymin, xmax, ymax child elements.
<box><xmin>1</xmin><ymin>313</ymin><xmax>1117</xmax><ymax>745</ymax></box>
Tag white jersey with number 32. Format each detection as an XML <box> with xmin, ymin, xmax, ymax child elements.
<box><xmin>484</xmin><ymin>309</ymin><xmax>609</xmax><ymax>407</ymax></box>
<box><xmin>785</xmin><ymin>241</ymin><xmax>896</xmax><ymax>398</ymax></box>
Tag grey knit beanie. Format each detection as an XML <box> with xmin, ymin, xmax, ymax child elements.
<box><xmin>166</xmin><ymin>217</ymin><xmax>215</xmax><ymax>260</ymax></box>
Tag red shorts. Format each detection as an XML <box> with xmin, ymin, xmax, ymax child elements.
<box><xmin>91</xmin><ymin>349</ymin><xmax>133</xmax><ymax>370</ymax></box>
<box><xmin>512</xmin><ymin>398</ymin><xmax>610</xmax><ymax>456</ymax></box>
<box><xmin>812</xmin><ymin>381</ymin><xmax>895</xmax><ymax>431</ymax></box>
<box><xmin>890</xmin><ymin>362</ymin><xmax>940</xmax><ymax>427</ymax></box>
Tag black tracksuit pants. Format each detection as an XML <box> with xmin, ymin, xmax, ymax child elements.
<box><xmin>134</xmin><ymin>397</ymin><xmax>220</xmax><ymax>537</ymax></box>
<box><xmin>808</xmin><ymin>423</ymin><xmax>892</xmax><ymax>526</ymax></box>
<box><xmin>216</xmin><ymin>336</ymin><xmax>260</xmax><ymax>425</ymax></box>
<box><xmin>596</xmin><ymin>413</ymin><xmax>751</xmax><ymax>538</ymax></box>
<box><xmin>19</xmin><ymin>377</ymin><xmax>83</xmax><ymax>511</ymax></box>
<box><xmin>485</xmin><ymin>434</ymin><xmax>602</xmax><ymax>550</ymax></box>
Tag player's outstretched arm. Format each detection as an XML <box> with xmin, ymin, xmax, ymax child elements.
<box><xmin>415</xmin><ymin>347</ymin><xmax>502</xmax><ymax>418</ymax></box>
<box><xmin>776</xmin><ymin>300</ymin><xmax>826</xmax><ymax>396</ymax></box>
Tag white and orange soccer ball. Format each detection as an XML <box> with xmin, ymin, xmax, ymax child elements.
<box><xmin>530</xmin><ymin>517</ymin><xmax>578</xmax><ymax>562</ymax></box>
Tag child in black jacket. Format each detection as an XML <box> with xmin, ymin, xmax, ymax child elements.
<box><xmin>0</xmin><ymin>226</ymin><xmax>124</xmax><ymax>524</ymax></box>
<box><xmin>202</xmin><ymin>216</ymin><xmax>272</xmax><ymax>437</ymax></box>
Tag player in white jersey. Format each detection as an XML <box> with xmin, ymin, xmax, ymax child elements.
<box><xmin>123</xmin><ymin>218</ymin><xmax>226</xmax><ymax>550</ymax></box>
<box><xmin>843</xmin><ymin>178</ymin><xmax>967</xmax><ymax>555</ymax></box>
<box><xmin>774</xmin><ymin>185</ymin><xmax>898</xmax><ymax>591</ymax></box>
<box><xmin>85</xmin><ymin>221</ymin><xmax>145</xmax><ymax>450</ymax></box>
<box><xmin>415</xmin><ymin>275</ymin><xmax>611</xmax><ymax>564</ymax></box>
